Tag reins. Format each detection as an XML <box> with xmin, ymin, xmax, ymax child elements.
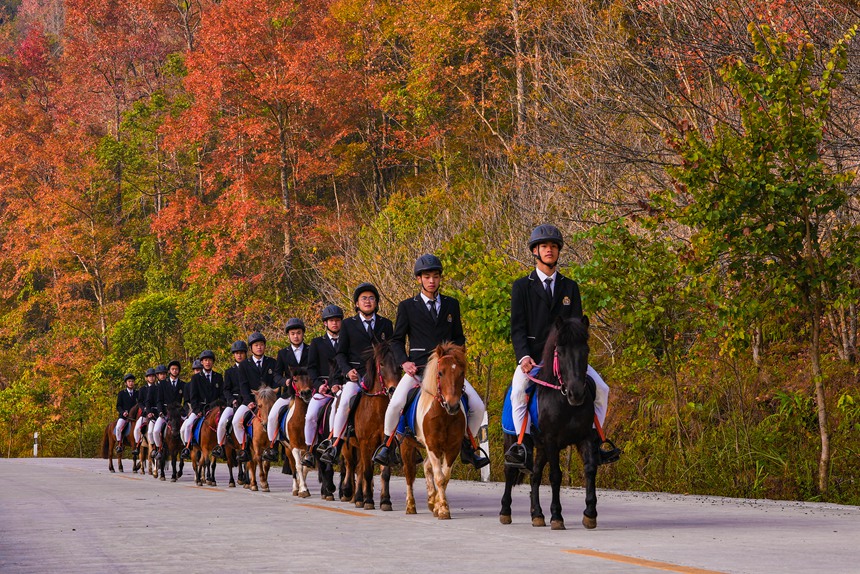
<box><xmin>524</xmin><ymin>348</ymin><xmax>569</xmax><ymax>395</ymax></box>
<box><xmin>360</xmin><ymin>361</ymin><xmax>389</xmax><ymax>397</ymax></box>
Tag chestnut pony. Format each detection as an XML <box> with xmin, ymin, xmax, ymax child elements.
<box><xmin>191</xmin><ymin>401</ymin><xmax>224</xmax><ymax>486</ymax></box>
<box><xmin>101</xmin><ymin>404</ymin><xmax>142</xmax><ymax>473</ymax></box>
<box><xmin>245</xmin><ymin>385</ymin><xmax>277</xmax><ymax>492</ymax></box>
<box><xmin>158</xmin><ymin>403</ymin><xmax>185</xmax><ymax>482</ymax></box>
<box><xmin>342</xmin><ymin>341</ymin><xmax>401</xmax><ymax>510</ymax></box>
<box><xmin>281</xmin><ymin>367</ymin><xmax>314</xmax><ymax>498</ymax></box>
<box><xmin>400</xmin><ymin>343</ymin><xmax>467</xmax><ymax>519</ymax></box>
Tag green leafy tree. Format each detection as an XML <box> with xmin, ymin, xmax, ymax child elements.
<box><xmin>664</xmin><ymin>24</ymin><xmax>857</xmax><ymax>494</ymax></box>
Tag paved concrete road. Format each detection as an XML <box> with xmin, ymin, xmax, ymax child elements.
<box><xmin>0</xmin><ymin>458</ymin><xmax>857</xmax><ymax>574</ymax></box>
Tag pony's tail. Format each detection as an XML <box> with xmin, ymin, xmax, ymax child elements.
<box><xmin>101</xmin><ymin>424</ymin><xmax>110</xmax><ymax>459</ymax></box>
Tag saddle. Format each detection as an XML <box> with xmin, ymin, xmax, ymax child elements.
<box><xmin>191</xmin><ymin>416</ymin><xmax>206</xmax><ymax>446</ymax></box>
<box><xmin>500</xmin><ymin>373</ymin><xmax>597</xmax><ymax>435</ymax></box>
<box><xmin>243</xmin><ymin>411</ymin><xmax>255</xmax><ymax>440</ymax></box>
<box><xmin>396</xmin><ymin>385</ymin><xmax>469</xmax><ymax>437</ymax></box>
<box><xmin>277</xmin><ymin>406</ymin><xmax>290</xmax><ymax>442</ymax></box>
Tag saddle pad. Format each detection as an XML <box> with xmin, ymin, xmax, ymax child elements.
<box><xmin>244</xmin><ymin>411</ymin><xmax>254</xmax><ymax>440</ymax></box>
<box><xmin>277</xmin><ymin>405</ymin><xmax>290</xmax><ymax>442</ymax></box>
<box><xmin>501</xmin><ymin>386</ymin><xmax>540</xmax><ymax>435</ymax></box>
<box><xmin>397</xmin><ymin>386</ymin><xmax>469</xmax><ymax>436</ymax></box>
<box><xmin>316</xmin><ymin>395</ymin><xmax>334</xmax><ymax>438</ymax></box>
<box><xmin>121</xmin><ymin>421</ymin><xmax>132</xmax><ymax>437</ymax></box>
<box><xmin>192</xmin><ymin>416</ymin><xmax>205</xmax><ymax>446</ymax></box>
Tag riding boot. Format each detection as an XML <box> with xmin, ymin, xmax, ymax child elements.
<box><xmin>114</xmin><ymin>443</ymin><xmax>123</xmax><ymax>453</ymax></box>
<box><xmin>237</xmin><ymin>448</ymin><xmax>249</xmax><ymax>463</ymax></box>
<box><xmin>594</xmin><ymin>430</ymin><xmax>621</xmax><ymax>465</ymax></box>
<box><xmin>131</xmin><ymin>444</ymin><xmax>140</xmax><ymax>456</ymax></box>
<box><xmin>212</xmin><ymin>445</ymin><xmax>224</xmax><ymax>459</ymax></box>
<box><xmin>460</xmin><ymin>438</ymin><xmax>490</xmax><ymax>469</ymax></box>
<box><xmin>153</xmin><ymin>448</ymin><xmax>162</xmax><ymax>460</ymax></box>
<box><xmin>504</xmin><ymin>434</ymin><xmax>534</xmax><ymax>472</ymax></box>
<box><xmin>372</xmin><ymin>435</ymin><xmax>400</xmax><ymax>466</ymax></box>
<box><xmin>301</xmin><ymin>451</ymin><xmax>316</xmax><ymax>468</ymax></box>
<box><xmin>180</xmin><ymin>446</ymin><xmax>191</xmax><ymax>459</ymax></box>
<box><xmin>319</xmin><ymin>439</ymin><xmax>341</xmax><ymax>465</ymax></box>
<box><xmin>262</xmin><ymin>447</ymin><xmax>279</xmax><ymax>462</ymax></box>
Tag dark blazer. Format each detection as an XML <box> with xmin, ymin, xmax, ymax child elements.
<box><xmin>274</xmin><ymin>344</ymin><xmax>308</xmax><ymax>380</ymax></box>
<box><xmin>511</xmin><ymin>270</ymin><xmax>582</xmax><ymax>363</ymax></box>
<box><xmin>391</xmin><ymin>294</ymin><xmax>465</xmax><ymax>369</ymax></box>
<box><xmin>336</xmin><ymin>314</ymin><xmax>394</xmax><ymax>378</ymax></box>
<box><xmin>307</xmin><ymin>335</ymin><xmax>341</xmax><ymax>389</ymax></box>
<box><xmin>238</xmin><ymin>355</ymin><xmax>279</xmax><ymax>406</ymax></box>
<box><xmin>188</xmin><ymin>371</ymin><xmax>224</xmax><ymax>414</ymax></box>
<box><xmin>141</xmin><ymin>384</ymin><xmax>159</xmax><ymax>415</ymax></box>
<box><xmin>157</xmin><ymin>378</ymin><xmax>186</xmax><ymax>415</ymax></box>
<box><xmin>116</xmin><ymin>388</ymin><xmax>138</xmax><ymax>417</ymax></box>
<box><xmin>223</xmin><ymin>364</ymin><xmax>242</xmax><ymax>405</ymax></box>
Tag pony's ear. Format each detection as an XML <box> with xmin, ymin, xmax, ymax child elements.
<box><xmin>288</xmin><ymin>365</ymin><xmax>296</xmax><ymax>378</ymax></box>
<box><xmin>553</xmin><ymin>315</ymin><xmax>566</xmax><ymax>330</ymax></box>
<box><xmin>434</xmin><ymin>343</ymin><xmax>445</xmax><ymax>358</ymax></box>
<box><xmin>581</xmin><ymin>315</ymin><xmax>589</xmax><ymax>328</ymax></box>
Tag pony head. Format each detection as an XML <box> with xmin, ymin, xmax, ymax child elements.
<box><xmin>252</xmin><ymin>385</ymin><xmax>278</xmax><ymax>417</ymax></box>
<box><xmin>290</xmin><ymin>367</ymin><xmax>314</xmax><ymax>403</ymax></box>
<box><xmin>423</xmin><ymin>343</ymin><xmax>467</xmax><ymax>416</ymax></box>
<box><xmin>547</xmin><ymin>315</ymin><xmax>590</xmax><ymax>407</ymax></box>
<box><xmin>369</xmin><ymin>341</ymin><xmax>401</xmax><ymax>396</ymax></box>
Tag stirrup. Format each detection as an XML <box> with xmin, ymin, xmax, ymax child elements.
<box><xmin>598</xmin><ymin>439</ymin><xmax>621</xmax><ymax>465</ymax></box>
<box><xmin>212</xmin><ymin>445</ymin><xmax>224</xmax><ymax>458</ymax></box>
<box><xmin>316</xmin><ymin>438</ymin><xmax>333</xmax><ymax>455</ymax></box>
<box><xmin>114</xmin><ymin>444</ymin><xmax>123</xmax><ymax>453</ymax></box>
<box><xmin>504</xmin><ymin>442</ymin><xmax>528</xmax><ymax>469</ymax></box>
<box><xmin>237</xmin><ymin>449</ymin><xmax>249</xmax><ymax>463</ymax></box>
<box><xmin>301</xmin><ymin>451</ymin><xmax>316</xmax><ymax>468</ymax></box>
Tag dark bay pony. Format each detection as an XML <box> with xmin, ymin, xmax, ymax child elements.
<box><xmin>191</xmin><ymin>401</ymin><xmax>223</xmax><ymax>487</ymax></box>
<box><xmin>400</xmin><ymin>343</ymin><xmax>467</xmax><ymax>519</ymax></box>
<box><xmin>246</xmin><ymin>385</ymin><xmax>277</xmax><ymax>492</ymax></box>
<box><xmin>158</xmin><ymin>404</ymin><xmax>185</xmax><ymax>482</ymax></box>
<box><xmin>101</xmin><ymin>404</ymin><xmax>142</xmax><ymax>473</ymax></box>
<box><xmin>282</xmin><ymin>367</ymin><xmax>314</xmax><ymax>498</ymax></box>
<box><xmin>138</xmin><ymin>419</ymin><xmax>155</xmax><ymax>478</ymax></box>
<box><xmin>342</xmin><ymin>340</ymin><xmax>401</xmax><ymax>511</ymax></box>
<box><xmin>499</xmin><ymin>316</ymin><xmax>598</xmax><ymax>530</ymax></box>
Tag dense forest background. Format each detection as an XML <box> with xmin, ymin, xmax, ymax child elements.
<box><xmin>2</xmin><ymin>0</ymin><xmax>859</xmax><ymax>503</ymax></box>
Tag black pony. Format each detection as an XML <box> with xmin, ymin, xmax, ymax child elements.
<box><xmin>499</xmin><ymin>316</ymin><xmax>599</xmax><ymax>530</ymax></box>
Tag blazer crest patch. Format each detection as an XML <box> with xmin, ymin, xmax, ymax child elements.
<box><xmin>562</xmin><ymin>296</ymin><xmax>571</xmax><ymax>306</ymax></box>
<box><xmin>447</xmin><ymin>314</ymin><xmax>452</xmax><ymax>322</ymax></box>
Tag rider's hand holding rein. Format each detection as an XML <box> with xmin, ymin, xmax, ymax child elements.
<box><xmin>402</xmin><ymin>361</ymin><xmax>418</xmax><ymax>377</ymax></box>
<box><xmin>519</xmin><ymin>356</ymin><xmax>536</xmax><ymax>374</ymax></box>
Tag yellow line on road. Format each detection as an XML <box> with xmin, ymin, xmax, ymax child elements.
<box><xmin>564</xmin><ymin>549</ymin><xmax>726</xmax><ymax>574</ymax></box>
<box><xmin>297</xmin><ymin>503</ymin><xmax>374</xmax><ymax>518</ymax></box>
<box><xmin>114</xmin><ymin>474</ymin><xmax>143</xmax><ymax>481</ymax></box>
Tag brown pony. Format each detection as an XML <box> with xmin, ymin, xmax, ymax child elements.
<box><xmin>280</xmin><ymin>367</ymin><xmax>314</xmax><ymax>498</ymax></box>
<box><xmin>191</xmin><ymin>403</ymin><xmax>223</xmax><ymax>486</ymax></box>
<box><xmin>137</xmin><ymin>418</ymin><xmax>155</xmax><ymax>477</ymax></box>
<box><xmin>342</xmin><ymin>341</ymin><xmax>401</xmax><ymax>511</ymax></box>
<box><xmin>101</xmin><ymin>404</ymin><xmax>142</xmax><ymax>473</ymax></box>
<box><xmin>158</xmin><ymin>404</ymin><xmax>185</xmax><ymax>482</ymax></box>
<box><xmin>245</xmin><ymin>385</ymin><xmax>277</xmax><ymax>492</ymax></box>
<box><xmin>400</xmin><ymin>343</ymin><xmax>467</xmax><ymax>519</ymax></box>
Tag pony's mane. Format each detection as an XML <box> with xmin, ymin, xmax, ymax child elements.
<box><xmin>253</xmin><ymin>385</ymin><xmax>278</xmax><ymax>409</ymax></box>
<box><xmin>421</xmin><ymin>343</ymin><xmax>467</xmax><ymax>393</ymax></box>
<box><xmin>541</xmin><ymin>317</ymin><xmax>589</xmax><ymax>371</ymax></box>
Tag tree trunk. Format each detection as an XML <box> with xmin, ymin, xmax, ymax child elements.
<box><xmin>810</xmin><ymin>303</ymin><xmax>830</xmax><ymax>494</ymax></box>
<box><xmin>511</xmin><ymin>0</ymin><xmax>526</xmax><ymax>138</ymax></box>
<box><xmin>279</xmin><ymin>129</ymin><xmax>293</xmax><ymax>274</ymax></box>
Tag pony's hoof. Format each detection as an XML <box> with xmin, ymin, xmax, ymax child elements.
<box><xmin>244</xmin><ymin>484</ymin><xmax>251</xmax><ymax>489</ymax></box>
<box><xmin>109</xmin><ymin>469</ymin><xmax>115</xmax><ymax>473</ymax></box>
<box><xmin>582</xmin><ymin>515</ymin><xmax>597</xmax><ymax>529</ymax></box>
<box><xmin>251</xmin><ymin>485</ymin><xmax>258</xmax><ymax>492</ymax></box>
<box><xmin>340</xmin><ymin>496</ymin><xmax>351</xmax><ymax>502</ymax></box>
<box><xmin>363</xmin><ymin>502</ymin><xmax>375</xmax><ymax>510</ymax></box>
<box><xmin>229</xmin><ymin>482</ymin><xmax>236</xmax><ymax>488</ymax></box>
<box><xmin>551</xmin><ymin>520</ymin><xmax>566</xmax><ymax>530</ymax></box>
<box><xmin>437</xmin><ymin>509</ymin><xmax>451</xmax><ymax>520</ymax></box>
<box><xmin>262</xmin><ymin>486</ymin><xmax>270</xmax><ymax>493</ymax></box>
<box><xmin>381</xmin><ymin>503</ymin><xmax>392</xmax><ymax>512</ymax></box>
<box><xmin>207</xmin><ymin>481</ymin><xmax>216</xmax><ymax>486</ymax></box>
<box><xmin>499</xmin><ymin>515</ymin><xmax>512</xmax><ymax>525</ymax></box>
<box><xmin>298</xmin><ymin>490</ymin><xmax>310</xmax><ymax>498</ymax></box>
<box><xmin>325</xmin><ymin>495</ymin><xmax>335</xmax><ymax>502</ymax></box>
<box><xmin>177</xmin><ymin>472</ymin><xmax>183</xmax><ymax>479</ymax></box>
<box><xmin>355</xmin><ymin>501</ymin><xmax>363</xmax><ymax>508</ymax></box>
<box><xmin>159</xmin><ymin>476</ymin><xmax>165</xmax><ymax>481</ymax></box>
<box><xmin>406</xmin><ymin>504</ymin><xmax>417</xmax><ymax>515</ymax></box>
<box><xmin>532</xmin><ymin>516</ymin><xmax>546</xmax><ymax>527</ymax></box>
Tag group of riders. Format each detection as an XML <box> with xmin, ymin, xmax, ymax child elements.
<box><xmin>114</xmin><ymin>224</ymin><xmax>620</xmax><ymax>474</ymax></box>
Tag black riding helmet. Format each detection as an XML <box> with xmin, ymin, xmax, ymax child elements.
<box><xmin>154</xmin><ymin>364</ymin><xmax>168</xmax><ymax>375</ymax></box>
<box><xmin>123</xmin><ymin>373</ymin><xmax>136</xmax><ymax>382</ymax></box>
<box><xmin>285</xmin><ymin>318</ymin><xmax>305</xmax><ymax>333</ymax></box>
<box><xmin>321</xmin><ymin>305</ymin><xmax>344</xmax><ymax>321</ymax></box>
<box><xmin>230</xmin><ymin>340</ymin><xmax>248</xmax><ymax>353</ymax></box>
<box><xmin>191</xmin><ymin>359</ymin><xmax>203</xmax><ymax>370</ymax></box>
<box><xmin>414</xmin><ymin>254</ymin><xmax>443</xmax><ymax>276</ymax></box>
<box><xmin>528</xmin><ymin>224</ymin><xmax>564</xmax><ymax>251</ymax></box>
<box><xmin>353</xmin><ymin>282</ymin><xmax>379</xmax><ymax>304</ymax></box>
<box><xmin>248</xmin><ymin>331</ymin><xmax>266</xmax><ymax>346</ymax></box>
<box><xmin>198</xmin><ymin>350</ymin><xmax>216</xmax><ymax>361</ymax></box>
<box><xmin>145</xmin><ymin>368</ymin><xmax>156</xmax><ymax>377</ymax></box>
<box><xmin>167</xmin><ymin>360</ymin><xmax>182</xmax><ymax>370</ymax></box>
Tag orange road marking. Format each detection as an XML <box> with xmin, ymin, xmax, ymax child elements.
<box><xmin>564</xmin><ymin>549</ymin><xmax>726</xmax><ymax>574</ymax></box>
<box><xmin>114</xmin><ymin>475</ymin><xmax>143</xmax><ymax>481</ymax></box>
<box><xmin>297</xmin><ymin>503</ymin><xmax>374</xmax><ymax>518</ymax></box>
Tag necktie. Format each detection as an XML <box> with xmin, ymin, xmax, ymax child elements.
<box><xmin>544</xmin><ymin>278</ymin><xmax>553</xmax><ymax>300</ymax></box>
<box><xmin>206</xmin><ymin>372</ymin><xmax>211</xmax><ymax>384</ymax></box>
<box><xmin>255</xmin><ymin>359</ymin><xmax>262</xmax><ymax>370</ymax></box>
<box><xmin>428</xmin><ymin>299</ymin><xmax>438</xmax><ymax>321</ymax></box>
<box><xmin>364</xmin><ymin>320</ymin><xmax>373</xmax><ymax>336</ymax></box>
<box><xmin>331</xmin><ymin>338</ymin><xmax>338</xmax><ymax>349</ymax></box>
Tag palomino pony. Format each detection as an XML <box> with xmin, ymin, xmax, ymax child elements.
<box><xmin>245</xmin><ymin>385</ymin><xmax>277</xmax><ymax>492</ymax></box>
<box><xmin>137</xmin><ymin>418</ymin><xmax>155</xmax><ymax>477</ymax></box>
<box><xmin>191</xmin><ymin>401</ymin><xmax>223</xmax><ymax>487</ymax></box>
<box><xmin>343</xmin><ymin>340</ymin><xmax>401</xmax><ymax>510</ymax></box>
<box><xmin>281</xmin><ymin>367</ymin><xmax>314</xmax><ymax>498</ymax></box>
<box><xmin>101</xmin><ymin>404</ymin><xmax>142</xmax><ymax>473</ymax></box>
<box><xmin>499</xmin><ymin>316</ymin><xmax>599</xmax><ymax>530</ymax></box>
<box><xmin>158</xmin><ymin>404</ymin><xmax>185</xmax><ymax>482</ymax></box>
<box><xmin>400</xmin><ymin>343</ymin><xmax>467</xmax><ymax>519</ymax></box>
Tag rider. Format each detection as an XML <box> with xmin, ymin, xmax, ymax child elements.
<box><xmin>234</xmin><ymin>331</ymin><xmax>279</xmax><ymax>463</ymax></box>
<box><xmin>300</xmin><ymin>304</ymin><xmax>344</xmax><ymax>468</ymax></box>
<box><xmin>114</xmin><ymin>373</ymin><xmax>138</xmax><ymax>452</ymax></box>
<box><xmin>132</xmin><ymin>368</ymin><xmax>158</xmax><ymax>456</ymax></box>
<box><xmin>191</xmin><ymin>359</ymin><xmax>203</xmax><ymax>377</ymax></box>
<box><xmin>263</xmin><ymin>318</ymin><xmax>308</xmax><ymax>461</ymax></box>
<box><xmin>504</xmin><ymin>224</ymin><xmax>620</xmax><ymax>470</ymax></box>
<box><xmin>372</xmin><ymin>254</ymin><xmax>489</xmax><ymax>469</ymax></box>
<box><xmin>152</xmin><ymin>363</ymin><xmax>186</xmax><ymax>459</ymax></box>
<box><xmin>319</xmin><ymin>283</ymin><xmax>394</xmax><ymax>465</ymax></box>
<box><xmin>212</xmin><ymin>340</ymin><xmax>247</xmax><ymax>459</ymax></box>
<box><xmin>181</xmin><ymin>350</ymin><xmax>224</xmax><ymax>459</ymax></box>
